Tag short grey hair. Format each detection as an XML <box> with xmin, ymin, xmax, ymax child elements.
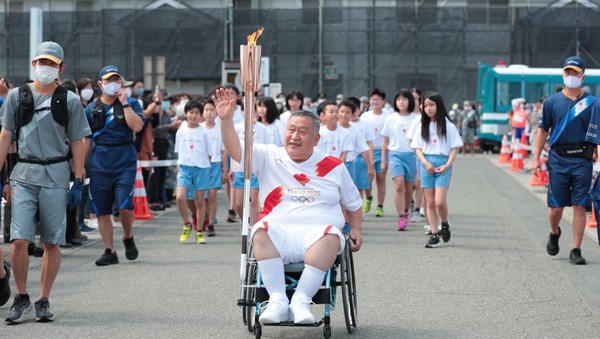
<box><xmin>289</xmin><ymin>110</ymin><xmax>320</xmax><ymax>134</ymax></box>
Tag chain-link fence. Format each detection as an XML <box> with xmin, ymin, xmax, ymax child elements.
<box><xmin>0</xmin><ymin>6</ymin><xmax>597</xmax><ymax>104</ymax></box>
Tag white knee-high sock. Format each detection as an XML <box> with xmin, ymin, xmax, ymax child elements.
<box><xmin>257</xmin><ymin>258</ymin><xmax>287</xmax><ymax>303</ymax></box>
<box><xmin>292</xmin><ymin>264</ymin><xmax>326</xmax><ymax>302</ymax></box>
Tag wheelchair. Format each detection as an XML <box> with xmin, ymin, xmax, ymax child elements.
<box><xmin>238</xmin><ymin>236</ymin><xmax>358</xmax><ymax>338</ymax></box>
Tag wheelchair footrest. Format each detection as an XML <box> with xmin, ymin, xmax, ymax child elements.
<box><xmin>262</xmin><ymin>319</ymin><xmax>325</xmax><ymax>327</ymax></box>
<box><xmin>255</xmin><ymin>287</ymin><xmax>331</xmax><ymax>304</ymax></box>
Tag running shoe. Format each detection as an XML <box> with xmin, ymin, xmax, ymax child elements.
<box><xmin>397</xmin><ymin>215</ymin><xmax>408</xmax><ymax>231</ymax></box>
<box><xmin>227</xmin><ymin>209</ymin><xmax>237</xmax><ymax>223</ymax></box>
<box><xmin>363</xmin><ymin>197</ymin><xmax>372</xmax><ymax>214</ymax></box>
<box><xmin>5</xmin><ymin>294</ymin><xmax>32</xmax><ymax>324</ymax></box>
<box><xmin>569</xmin><ymin>248</ymin><xmax>586</xmax><ymax>265</ymax></box>
<box><xmin>180</xmin><ymin>225</ymin><xmax>192</xmax><ymax>242</ymax></box>
<box><xmin>546</xmin><ymin>227</ymin><xmax>561</xmax><ymax>256</ymax></box>
<box><xmin>259</xmin><ymin>299</ymin><xmax>289</xmax><ymax>324</ymax></box>
<box><xmin>440</xmin><ymin>221</ymin><xmax>451</xmax><ymax>242</ymax></box>
<box><xmin>410</xmin><ymin>212</ymin><xmax>423</xmax><ymax>223</ymax></box>
<box><xmin>425</xmin><ymin>234</ymin><xmax>440</xmax><ymax>248</ymax></box>
<box><xmin>207</xmin><ymin>224</ymin><xmax>215</xmax><ymax>237</ymax></box>
<box><xmin>375</xmin><ymin>206</ymin><xmax>384</xmax><ymax>217</ymax></box>
<box><xmin>95</xmin><ymin>248</ymin><xmax>119</xmax><ymax>266</ymax></box>
<box><xmin>196</xmin><ymin>232</ymin><xmax>207</xmax><ymax>244</ymax></box>
<box><xmin>123</xmin><ymin>236</ymin><xmax>139</xmax><ymax>261</ymax></box>
<box><xmin>290</xmin><ymin>296</ymin><xmax>314</xmax><ymax>324</ymax></box>
<box><xmin>34</xmin><ymin>297</ymin><xmax>54</xmax><ymax>322</ymax></box>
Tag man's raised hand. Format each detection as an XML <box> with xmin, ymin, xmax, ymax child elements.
<box><xmin>213</xmin><ymin>88</ymin><xmax>237</xmax><ymax>121</ymax></box>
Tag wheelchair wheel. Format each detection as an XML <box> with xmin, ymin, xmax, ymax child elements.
<box><xmin>242</xmin><ymin>245</ymin><xmax>257</xmax><ymax>332</ymax></box>
<box><xmin>340</xmin><ymin>241</ymin><xmax>357</xmax><ymax>333</ymax></box>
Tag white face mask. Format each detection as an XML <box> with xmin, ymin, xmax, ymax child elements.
<box><xmin>35</xmin><ymin>65</ymin><xmax>59</xmax><ymax>84</ymax></box>
<box><xmin>563</xmin><ymin>75</ymin><xmax>583</xmax><ymax>89</ymax></box>
<box><xmin>80</xmin><ymin>88</ymin><xmax>94</xmax><ymax>101</ymax></box>
<box><xmin>102</xmin><ymin>82</ymin><xmax>121</xmax><ymax>96</ymax></box>
<box><xmin>125</xmin><ymin>87</ymin><xmax>132</xmax><ymax>97</ymax></box>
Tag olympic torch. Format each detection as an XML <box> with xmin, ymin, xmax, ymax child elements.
<box><xmin>240</xmin><ymin>27</ymin><xmax>263</xmax><ymax>282</ymax></box>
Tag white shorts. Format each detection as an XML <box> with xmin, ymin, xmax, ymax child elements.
<box><xmin>251</xmin><ymin>222</ymin><xmax>345</xmax><ymax>265</ymax></box>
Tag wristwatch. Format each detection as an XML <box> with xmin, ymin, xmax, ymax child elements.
<box><xmin>122</xmin><ymin>104</ymin><xmax>131</xmax><ymax>108</ymax></box>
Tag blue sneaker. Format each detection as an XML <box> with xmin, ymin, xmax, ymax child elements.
<box><xmin>213</xmin><ymin>216</ymin><xmax>218</xmax><ymax>225</ymax></box>
<box><xmin>80</xmin><ymin>223</ymin><xmax>96</xmax><ymax>234</ymax></box>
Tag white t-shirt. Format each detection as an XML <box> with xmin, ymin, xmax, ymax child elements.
<box><xmin>381</xmin><ymin>113</ymin><xmax>418</xmax><ymax>152</ymax></box>
<box><xmin>410</xmin><ymin>118</ymin><xmax>463</xmax><ymax>156</ymax></box>
<box><xmin>360</xmin><ymin>109</ymin><xmax>389</xmax><ymax>150</ymax></box>
<box><xmin>350</xmin><ymin>118</ymin><xmax>375</xmax><ymax>143</ymax></box>
<box><xmin>340</xmin><ymin>124</ymin><xmax>369</xmax><ymax>162</ymax></box>
<box><xmin>316</xmin><ymin>125</ymin><xmax>354</xmax><ymax>159</ymax></box>
<box><xmin>263</xmin><ymin>119</ymin><xmax>286</xmax><ymax>146</ymax></box>
<box><xmin>175</xmin><ymin>124</ymin><xmax>212</xmax><ymax>168</ymax></box>
<box><xmin>201</xmin><ymin>122</ymin><xmax>225</xmax><ymax>163</ymax></box>
<box><xmin>243</xmin><ymin>144</ymin><xmax>362</xmax><ymax>227</ymax></box>
<box><xmin>231</xmin><ymin>120</ymin><xmax>269</xmax><ymax>172</ymax></box>
<box><xmin>406</xmin><ymin>113</ymin><xmax>423</xmax><ymax>141</ymax></box>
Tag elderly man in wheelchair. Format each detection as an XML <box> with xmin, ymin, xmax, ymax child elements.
<box><xmin>214</xmin><ymin>88</ymin><xmax>362</xmax><ymax>325</ymax></box>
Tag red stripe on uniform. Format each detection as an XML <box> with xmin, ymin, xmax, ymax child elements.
<box><xmin>262</xmin><ymin>221</ymin><xmax>269</xmax><ymax>231</ymax></box>
<box><xmin>257</xmin><ymin>186</ymin><xmax>284</xmax><ymax>221</ymax></box>
<box><xmin>315</xmin><ymin>156</ymin><xmax>343</xmax><ymax>177</ymax></box>
<box><xmin>324</xmin><ymin>225</ymin><xmax>333</xmax><ymax>235</ymax></box>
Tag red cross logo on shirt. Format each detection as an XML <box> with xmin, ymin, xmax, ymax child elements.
<box><xmin>433</xmin><ymin>138</ymin><xmax>438</xmax><ymax>143</ymax></box>
<box><xmin>332</xmin><ymin>146</ymin><xmax>337</xmax><ymax>151</ymax></box>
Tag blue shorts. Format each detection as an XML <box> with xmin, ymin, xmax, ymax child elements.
<box><xmin>418</xmin><ymin>155</ymin><xmax>452</xmax><ymax>188</ymax></box>
<box><xmin>373</xmin><ymin>149</ymin><xmax>384</xmax><ymax>174</ymax></box>
<box><xmin>233</xmin><ymin>172</ymin><xmax>259</xmax><ymax>189</ymax></box>
<box><xmin>89</xmin><ymin>170</ymin><xmax>136</xmax><ymax>215</ymax></box>
<box><xmin>389</xmin><ymin>151</ymin><xmax>416</xmax><ymax>183</ymax></box>
<box><xmin>207</xmin><ymin>162</ymin><xmax>223</xmax><ymax>190</ymax></box>
<box><xmin>513</xmin><ymin>127</ymin><xmax>525</xmax><ymax>140</ymax></box>
<box><xmin>345</xmin><ymin>161</ymin><xmax>356</xmax><ymax>184</ymax></box>
<box><xmin>177</xmin><ymin>165</ymin><xmax>209</xmax><ymax>192</ymax></box>
<box><xmin>354</xmin><ymin>155</ymin><xmax>370</xmax><ymax>190</ymax></box>
<box><xmin>547</xmin><ymin>150</ymin><xmax>592</xmax><ymax>208</ymax></box>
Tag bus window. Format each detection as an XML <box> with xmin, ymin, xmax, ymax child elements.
<box><xmin>496</xmin><ymin>81</ymin><xmax>521</xmax><ymax>109</ymax></box>
<box><xmin>524</xmin><ymin>82</ymin><xmax>546</xmax><ymax>104</ymax></box>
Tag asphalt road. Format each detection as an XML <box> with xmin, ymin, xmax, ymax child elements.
<box><xmin>1</xmin><ymin>154</ymin><xmax>600</xmax><ymax>338</ymax></box>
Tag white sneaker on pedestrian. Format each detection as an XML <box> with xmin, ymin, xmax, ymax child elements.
<box><xmin>259</xmin><ymin>299</ymin><xmax>289</xmax><ymax>324</ymax></box>
<box><xmin>410</xmin><ymin>213</ymin><xmax>423</xmax><ymax>223</ymax></box>
<box><xmin>289</xmin><ymin>296</ymin><xmax>314</xmax><ymax>324</ymax></box>
<box><xmin>88</xmin><ymin>219</ymin><xmax>98</xmax><ymax>229</ymax></box>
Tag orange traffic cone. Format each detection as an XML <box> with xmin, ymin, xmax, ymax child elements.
<box><xmin>520</xmin><ymin>132</ymin><xmax>529</xmax><ymax>159</ymax></box>
<box><xmin>587</xmin><ymin>205</ymin><xmax>597</xmax><ymax>228</ymax></box>
<box><xmin>530</xmin><ymin>157</ymin><xmax>549</xmax><ymax>186</ymax></box>
<box><xmin>498</xmin><ymin>134</ymin><xmax>511</xmax><ymax>164</ymax></box>
<box><xmin>510</xmin><ymin>142</ymin><xmax>524</xmax><ymax>171</ymax></box>
<box><xmin>133</xmin><ymin>166</ymin><xmax>154</xmax><ymax>220</ymax></box>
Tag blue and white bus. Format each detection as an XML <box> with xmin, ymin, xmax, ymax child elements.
<box><xmin>476</xmin><ymin>63</ymin><xmax>600</xmax><ymax>152</ymax></box>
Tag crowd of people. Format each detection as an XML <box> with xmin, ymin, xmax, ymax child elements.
<box><xmin>4</xmin><ymin>41</ymin><xmax>592</xmax><ymax>327</ymax></box>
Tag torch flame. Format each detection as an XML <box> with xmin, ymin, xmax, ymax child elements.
<box><xmin>247</xmin><ymin>27</ymin><xmax>264</xmax><ymax>46</ymax></box>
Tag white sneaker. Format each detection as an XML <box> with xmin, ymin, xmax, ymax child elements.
<box><xmin>419</xmin><ymin>207</ymin><xmax>425</xmax><ymax>215</ymax></box>
<box><xmin>290</xmin><ymin>296</ymin><xmax>314</xmax><ymax>324</ymax></box>
<box><xmin>410</xmin><ymin>213</ymin><xmax>423</xmax><ymax>223</ymax></box>
<box><xmin>259</xmin><ymin>300</ymin><xmax>289</xmax><ymax>324</ymax></box>
<box><xmin>88</xmin><ymin>219</ymin><xmax>99</xmax><ymax>229</ymax></box>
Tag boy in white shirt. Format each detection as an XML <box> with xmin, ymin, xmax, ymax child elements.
<box><xmin>175</xmin><ymin>100</ymin><xmax>213</xmax><ymax>244</ymax></box>
<box><xmin>316</xmin><ymin>101</ymin><xmax>353</xmax><ymax>161</ymax></box>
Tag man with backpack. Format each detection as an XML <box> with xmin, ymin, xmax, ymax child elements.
<box><xmin>0</xmin><ymin>41</ymin><xmax>91</xmax><ymax>323</ymax></box>
<box><xmin>85</xmin><ymin>65</ymin><xmax>144</xmax><ymax>267</ymax></box>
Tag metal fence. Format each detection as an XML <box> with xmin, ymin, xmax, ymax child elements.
<box><xmin>0</xmin><ymin>6</ymin><xmax>597</xmax><ymax>104</ymax></box>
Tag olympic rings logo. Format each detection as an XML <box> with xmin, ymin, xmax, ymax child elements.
<box><xmin>291</xmin><ymin>196</ymin><xmax>315</xmax><ymax>203</ymax></box>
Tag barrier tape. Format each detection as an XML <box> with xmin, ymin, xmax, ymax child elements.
<box><xmin>138</xmin><ymin>159</ymin><xmax>179</xmax><ymax>167</ymax></box>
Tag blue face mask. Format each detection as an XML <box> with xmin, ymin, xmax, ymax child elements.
<box><xmin>161</xmin><ymin>101</ymin><xmax>170</xmax><ymax>111</ymax></box>
<box><xmin>135</xmin><ymin>88</ymin><xmax>144</xmax><ymax>97</ymax></box>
